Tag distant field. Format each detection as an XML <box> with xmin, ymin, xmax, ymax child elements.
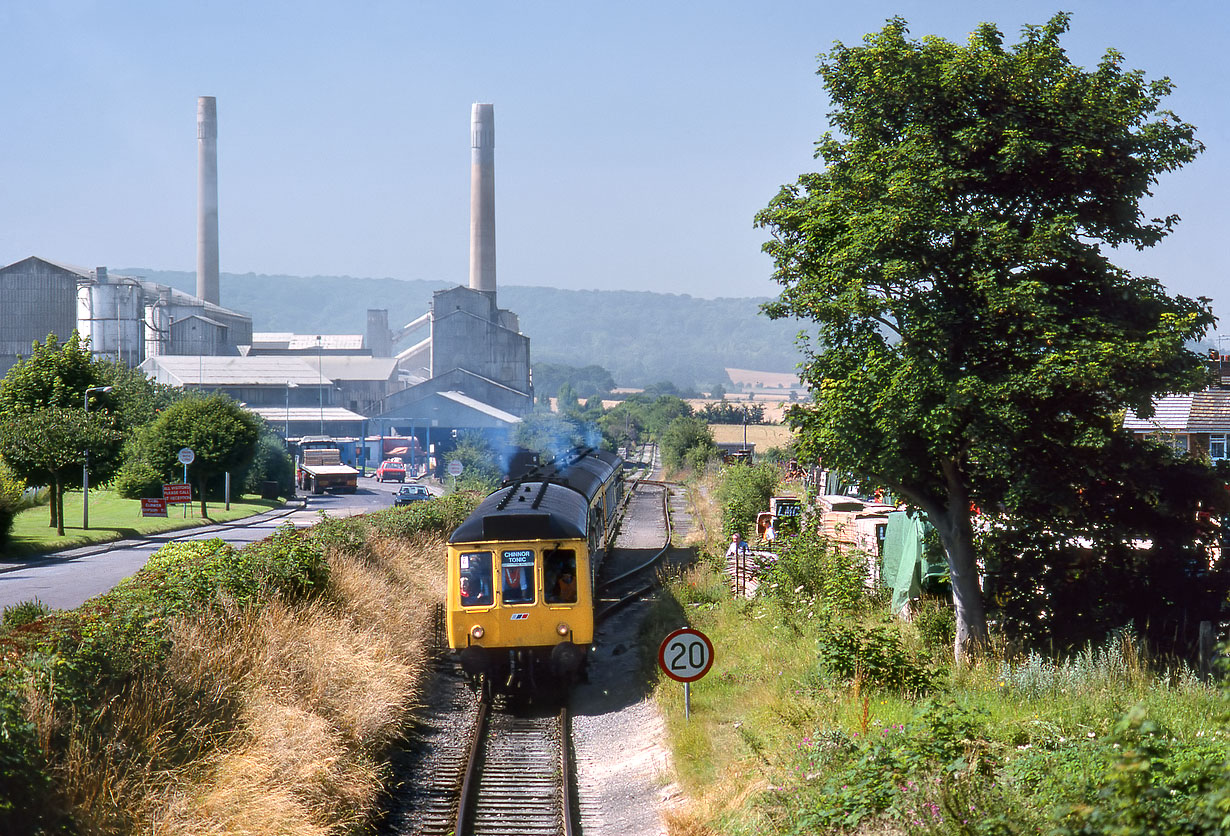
<box><xmin>725</xmin><ymin>367</ymin><xmax>801</xmax><ymax>389</ymax></box>
<box><xmin>708</xmin><ymin>423</ymin><xmax>794</xmax><ymax>451</ymax></box>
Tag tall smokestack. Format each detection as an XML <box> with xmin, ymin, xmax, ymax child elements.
<box><xmin>196</xmin><ymin>96</ymin><xmax>220</xmax><ymax>305</ymax></box>
<box><xmin>469</xmin><ymin>103</ymin><xmax>496</xmax><ymax>296</ymax></box>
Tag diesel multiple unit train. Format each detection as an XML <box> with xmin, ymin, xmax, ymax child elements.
<box><xmin>445</xmin><ymin>448</ymin><xmax>623</xmax><ymax>692</ymax></box>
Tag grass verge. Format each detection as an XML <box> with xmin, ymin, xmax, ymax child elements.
<box><xmin>2</xmin><ymin>489</ymin><xmax>285</xmax><ymax>559</ymax></box>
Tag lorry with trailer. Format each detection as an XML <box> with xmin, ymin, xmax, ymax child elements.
<box><xmin>297</xmin><ymin>438</ymin><xmax>359</xmax><ymax>494</ymax></box>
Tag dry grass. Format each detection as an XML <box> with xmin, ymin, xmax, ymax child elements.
<box><xmin>35</xmin><ymin>531</ymin><xmax>445</xmax><ymax>835</ymax></box>
<box><xmin>707</xmin><ymin>423</ymin><xmax>795</xmax><ymax>450</ymax></box>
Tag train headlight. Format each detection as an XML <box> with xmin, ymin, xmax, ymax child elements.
<box><xmin>556</xmin><ymin>622</ymin><xmax>570</xmax><ymax>637</ymax></box>
<box><xmin>470</xmin><ymin>625</ymin><xmax>485</xmax><ymax>640</ymax></box>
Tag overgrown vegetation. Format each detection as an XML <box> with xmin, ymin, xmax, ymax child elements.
<box><xmin>0</xmin><ymin>492</ymin><xmax>478</xmax><ymax>834</ymax></box>
<box><xmin>651</xmin><ymin>468</ymin><xmax>1230</xmax><ymax>836</ymax></box>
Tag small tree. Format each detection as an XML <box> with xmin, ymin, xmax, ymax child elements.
<box><xmin>0</xmin><ymin>408</ymin><xmax>121</xmax><ymax>536</ymax></box>
<box><xmin>660</xmin><ymin>416</ymin><xmax>717</xmax><ymax>473</ymax></box>
<box><xmin>140</xmin><ymin>394</ymin><xmax>261</xmax><ymax>517</ymax></box>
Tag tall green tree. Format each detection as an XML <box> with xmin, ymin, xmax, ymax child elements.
<box><xmin>141</xmin><ymin>394</ymin><xmax>261</xmax><ymax>517</ymax></box>
<box><xmin>756</xmin><ymin>15</ymin><xmax>1215</xmax><ymax>659</ymax></box>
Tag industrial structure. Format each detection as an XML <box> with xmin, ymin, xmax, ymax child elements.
<box><xmin>1</xmin><ymin>100</ymin><xmax>533</xmax><ymax>471</ymax></box>
<box><xmin>0</xmin><ymin>257</ymin><xmax>252</xmax><ymax>376</ymax></box>
<box><xmin>367</xmin><ymin>103</ymin><xmax>533</xmax><ymax>442</ymax></box>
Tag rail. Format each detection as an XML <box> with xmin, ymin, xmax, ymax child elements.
<box><xmin>451</xmin><ymin>695</ymin><xmax>575</xmax><ymax>836</ymax></box>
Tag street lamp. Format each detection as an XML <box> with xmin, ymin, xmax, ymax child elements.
<box><xmin>83</xmin><ymin>385</ymin><xmax>113</xmax><ymax>530</ymax></box>
<box><xmin>316</xmin><ymin>336</ymin><xmax>324</xmax><ymax>436</ymax></box>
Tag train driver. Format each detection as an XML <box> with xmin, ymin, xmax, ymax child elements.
<box><xmin>502</xmin><ymin>564</ymin><xmax>531</xmax><ymax>603</ymax></box>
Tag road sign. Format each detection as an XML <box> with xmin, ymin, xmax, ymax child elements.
<box><xmin>447</xmin><ymin>459</ymin><xmax>464</xmax><ymax>477</ymax></box>
<box><xmin>162</xmin><ymin>483</ymin><xmax>192</xmax><ymax>504</ymax></box>
<box><xmin>141</xmin><ymin>498</ymin><xmax>168</xmax><ymax>517</ymax></box>
<box><xmin>658</xmin><ymin>627</ymin><xmax>715</xmax><ymax>683</ymax></box>
<box><xmin>177</xmin><ymin>447</ymin><xmax>195</xmax><ymax>465</ymax></box>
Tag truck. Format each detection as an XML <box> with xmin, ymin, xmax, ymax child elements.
<box><xmin>297</xmin><ymin>439</ymin><xmax>359</xmax><ymax>494</ymax></box>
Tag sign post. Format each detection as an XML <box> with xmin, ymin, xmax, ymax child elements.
<box><xmin>657</xmin><ymin>627</ymin><xmax>714</xmax><ymax>720</ymax></box>
<box><xmin>447</xmin><ymin>459</ymin><xmax>463</xmax><ymax>490</ymax></box>
<box><xmin>177</xmin><ymin>448</ymin><xmax>194</xmax><ymax>517</ymax></box>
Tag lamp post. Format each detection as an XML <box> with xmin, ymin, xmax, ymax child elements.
<box><xmin>316</xmin><ymin>336</ymin><xmax>324</xmax><ymax>436</ymax></box>
<box><xmin>83</xmin><ymin>385</ymin><xmax>113</xmax><ymax>530</ymax></box>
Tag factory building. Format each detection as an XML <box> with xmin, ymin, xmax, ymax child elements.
<box><xmin>0</xmin><ymin>257</ymin><xmax>253</xmax><ymax>375</ymax></box>
<box><xmin>138</xmin><ymin>355</ymin><xmax>366</xmax><ymax>438</ymax></box>
<box><xmin>370</xmin><ymin>104</ymin><xmax>533</xmax><ymax>449</ymax></box>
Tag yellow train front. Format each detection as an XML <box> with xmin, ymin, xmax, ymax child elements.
<box><xmin>446</xmin><ymin>449</ymin><xmax>622</xmax><ymax>693</ymax></box>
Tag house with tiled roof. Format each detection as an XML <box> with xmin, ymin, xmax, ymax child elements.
<box><xmin>1123</xmin><ymin>390</ymin><xmax>1230</xmax><ymax>462</ymax></box>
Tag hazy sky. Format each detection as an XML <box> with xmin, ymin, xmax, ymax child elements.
<box><xmin>1</xmin><ymin>1</ymin><xmax>1226</xmax><ymax>331</ymax></box>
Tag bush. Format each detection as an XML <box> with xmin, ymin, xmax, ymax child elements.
<box><xmin>111</xmin><ymin>454</ymin><xmax>164</xmax><ymax>499</ymax></box>
<box><xmin>0</xmin><ymin>457</ymin><xmax>25</xmax><ymax>552</ymax></box>
<box><xmin>661</xmin><ymin>415</ymin><xmax>717</xmax><ymax>472</ymax></box>
<box><xmin>816</xmin><ymin>619</ymin><xmax>937</xmax><ymax>695</ymax></box>
<box><xmin>242</xmin><ymin>431</ymin><xmax>296</xmax><ymax>497</ymax></box>
<box><xmin>1</xmin><ymin>598</ymin><xmax>51</xmax><ymax>629</ymax></box>
<box><xmin>143</xmin><ymin>526</ymin><xmax>328</xmax><ymax>612</ymax></box>
<box><xmin>1050</xmin><ymin>705</ymin><xmax>1230</xmax><ymax>836</ymax></box>
<box><xmin>764</xmin><ymin>529</ymin><xmax>872</xmax><ymax>614</ymax></box>
<box><xmin>716</xmin><ymin>462</ymin><xmax>778</xmax><ymax>539</ymax></box>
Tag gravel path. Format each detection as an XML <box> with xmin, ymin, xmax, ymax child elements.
<box><xmin>569</xmin><ymin>482</ymin><xmax>686</xmax><ymax>836</ymax></box>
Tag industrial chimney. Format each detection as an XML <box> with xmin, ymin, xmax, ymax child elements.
<box><xmin>469</xmin><ymin>103</ymin><xmax>496</xmax><ymax>297</ymax></box>
<box><xmin>196</xmin><ymin>96</ymin><xmax>220</xmax><ymax>305</ymax></box>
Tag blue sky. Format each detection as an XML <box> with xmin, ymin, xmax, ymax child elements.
<box><xmin>1</xmin><ymin>1</ymin><xmax>1226</xmax><ymax>332</ymax></box>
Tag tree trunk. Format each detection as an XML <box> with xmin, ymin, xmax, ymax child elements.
<box><xmin>917</xmin><ymin>458</ymin><xmax>990</xmax><ymax>664</ymax></box>
<box><xmin>55</xmin><ymin>480</ymin><xmax>65</xmax><ymax>537</ymax></box>
<box><xmin>931</xmin><ymin>507</ymin><xmax>988</xmax><ymax>662</ymax></box>
<box><xmin>198</xmin><ymin>474</ymin><xmax>208</xmax><ymax>519</ymax></box>
<box><xmin>49</xmin><ymin>483</ymin><xmax>58</xmax><ymax>530</ymax></box>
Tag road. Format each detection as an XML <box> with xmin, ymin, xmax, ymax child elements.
<box><xmin>0</xmin><ymin>476</ymin><xmax>440</xmax><ymax>611</ymax></box>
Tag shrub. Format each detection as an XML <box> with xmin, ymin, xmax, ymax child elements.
<box><xmin>661</xmin><ymin>415</ymin><xmax>717</xmax><ymax>472</ymax></box>
<box><xmin>913</xmin><ymin>599</ymin><xmax>957</xmax><ymax>654</ymax></box>
<box><xmin>111</xmin><ymin>454</ymin><xmax>164</xmax><ymax>499</ymax></box>
<box><xmin>242</xmin><ymin>430</ymin><xmax>295</xmax><ymax>496</ymax></box>
<box><xmin>764</xmin><ymin>529</ymin><xmax>871</xmax><ymax>613</ymax></box>
<box><xmin>0</xmin><ymin>457</ymin><xmax>25</xmax><ymax>552</ymax></box>
<box><xmin>1</xmin><ymin>598</ymin><xmax>51</xmax><ymax>629</ymax></box>
<box><xmin>716</xmin><ymin>462</ymin><xmax>778</xmax><ymax>539</ymax></box>
<box><xmin>816</xmin><ymin>619</ymin><xmax>937</xmax><ymax>696</ymax></box>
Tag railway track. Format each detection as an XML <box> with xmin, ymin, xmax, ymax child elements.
<box><xmin>415</xmin><ymin>692</ymin><xmax>576</xmax><ymax>836</ymax></box>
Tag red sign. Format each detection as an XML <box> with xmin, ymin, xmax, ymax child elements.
<box><xmin>658</xmin><ymin>628</ymin><xmax>715</xmax><ymax>683</ymax></box>
<box><xmin>141</xmin><ymin>498</ymin><xmax>168</xmax><ymax>517</ymax></box>
<box><xmin>162</xmin><ymin>483</ymin><xmax>192</xmax><ymax>503</ymax></box>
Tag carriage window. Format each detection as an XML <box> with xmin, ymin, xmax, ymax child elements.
<box><xmin>458</xmin><ymin>551</ymin><xmax>493</xmax><ymax>607</ymax></box>
<box><xmin>545</xmin><ymin>549</ymin><xmax>578</xmax><ymax>604</ymax></box>
<box><xmin>501</xmin><ymin>549</ymin><xmax>535</xmax><ymax>604</ymax></box>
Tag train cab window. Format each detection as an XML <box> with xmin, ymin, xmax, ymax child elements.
<box><xmin>545</xmin><ymin>549</ymin><xmax>578</xmax><ymax>604</ymax></box>
<box><xmin>458</xmin><ymin>551</ymin><xmax>493</xmax><ymax>607</ymax></box>
<box><xmin>501</xmin><ymin>549</ymin><xmax>535</xmax><ymax>604</ymax></box>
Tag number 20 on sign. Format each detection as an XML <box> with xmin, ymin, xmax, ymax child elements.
<box><xmin>658</xmin><ymin>627</ymin><xmax>714</xmax><ymax>720</ymax></box>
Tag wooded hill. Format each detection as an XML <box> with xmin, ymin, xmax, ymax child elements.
<box><xmin>123</xmin><ymin>269</ymin><xmax>804</xmax><ymax>389</ymax></box>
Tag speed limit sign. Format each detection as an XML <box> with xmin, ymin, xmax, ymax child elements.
<box><xmin>658</xmin><ymin>627</ymin><xmax>715</xmax><ymax>683</ymax></box>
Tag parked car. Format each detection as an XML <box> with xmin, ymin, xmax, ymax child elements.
<box><xmin>394</xmin><ymin>484</ymin><xmax>433</xmax><ymax>506</ymax></box>
<box><xmin>375</xmin><ymin>460</ymin><xmax>407</xmax><ymax>482</ymax></box>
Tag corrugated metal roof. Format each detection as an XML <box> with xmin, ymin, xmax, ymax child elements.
<box><xmin>247</xmin><ymin>406</ymin><xmax>366</xmax><ymax>421</ymax></box>
<box><xmin>438</xmin><ymin>390</ymin><xmax>521</xmax><ymax>424</ymax></box>
<box><xmin>250</xmin><ymin>333</ymin><xmax>363</xmax><ymax>350</ymax></box>
<box><xmin>1123</xmin><ymin>394</ymin><xmax>1192</xmax><ymax>431</ymax></box>
<box><xmin>140</xmin><ymin>356</ymin><xmax>331</xmax><ymax>386</ymax></box>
